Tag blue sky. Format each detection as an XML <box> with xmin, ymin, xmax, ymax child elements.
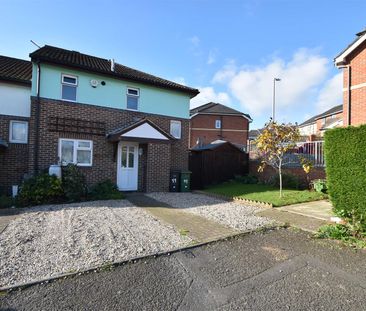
<box><xmin>2</xmin><ymin>0</ymin><xmax>366</xmax><ymax>128</ymax></box>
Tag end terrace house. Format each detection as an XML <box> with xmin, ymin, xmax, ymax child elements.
<box><xmin>1</xmin><ymin>45</ymin><xmax>199</xmax><ymax>193</ymax></box>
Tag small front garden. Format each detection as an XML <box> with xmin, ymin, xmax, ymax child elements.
<box><xmin>205</xmin><ymin>181</ymin><xmax>326</xmax><ymax>207</ymax></box>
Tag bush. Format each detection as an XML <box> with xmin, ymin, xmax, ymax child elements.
<box><xmin>0</xmin><ymin>195</ymin><xmax>14</xmax><ymax>208</ymax></box>
<box><xmin>269</xmin><ymin>173</ymin><xmax>300</xmax><ymax>190</ymax></box>
<box><xmin>324</xmin><ymin>125</ymin><xmax>366</xmax><ymax>227</ymax></box>
<box><xmin>89</xmin><ymin>180</ymin><xmax>124</xmax><ymax>200</ymax></box>
<box><xmin>62</xmin><ymin>164</ymin><xmax>88</xmax><ymax>202</ymax></box>
<box><xmin>312</xmin><ymin>179</ymin><xmax>327</xmax><ymax>193</ymax></box>
<box><xmin>16</xmin><ymin>173</ymin><xmax>64</xmax><ymax>207</ymax></box>
<box><xmin>234</xmin><ymin>174</ymin><xmax>258</xmax><ymax>184</ymax></box>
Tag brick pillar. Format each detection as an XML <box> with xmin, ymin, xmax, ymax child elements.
<box><xmin>146</xmin><ymin>143</ymin><xmax>171</xmax><ymax>192</ymax></box>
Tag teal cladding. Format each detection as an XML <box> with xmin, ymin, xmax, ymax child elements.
<box><xmin>31</xmin><ymin>63</ymin><xmax>191</xmax><ymax>119</ymax></box>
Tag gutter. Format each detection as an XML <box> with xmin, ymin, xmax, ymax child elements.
<box><xmin>34</xmin><ymin>62</ymin><xmax>41</xmax><ymax>174</ymax></box>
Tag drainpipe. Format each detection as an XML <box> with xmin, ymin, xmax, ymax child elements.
<box><xmin>34</xmin><ymin>61</ymin><xmax>41</xmax><ymax>174</ymax></box>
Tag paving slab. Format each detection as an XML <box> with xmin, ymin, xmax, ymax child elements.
<box><xmin>280</xmin><ymin>200</ymin><xmax>334</xmax><ymax>221</ymax></box>
<box><xmin>126</xmin><ymin>193</ymin><xmax>239</xmax><ymax>243</ymax></box>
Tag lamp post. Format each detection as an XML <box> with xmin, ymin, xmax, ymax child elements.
<box><xmin>272</xmin><ymin>77</ymin><xmax>281</xmax><ymax>122</ymax></box>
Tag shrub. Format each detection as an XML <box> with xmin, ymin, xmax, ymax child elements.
<box><xmin>0</xmin><ymin>195</ymin><xmax>14</xmax><ymax>209</ymax></box>
<box><xmin>89</xmin><ymin>180</ymin><xmax>124</xmax><ymax>200</ymax></box>
<box><xmin>324</xmin><ymin>125</ymin><xmax>366</xmax><ymax>227</ymax></box>
<box><xmin>16</xmin><ymin>173</ymin><xmax>64</xmax><ymax>207</ymax></box>
<box><xmin>269</xmin><ymin>173</ymin><xmax>300</xmax><ymax>190</ymax></box>
<box><xmin>234</xmin><ymin>174</ymin><xmax>258</xmax><ymax>184</ymax></box>
<box><xmin>312</xmin><ymin>179</ymin><xmax>327</xmax><ymax>193</ymax></box>
<box><xmin>62</xmin><ymin>164</ymin><xmax>88</xmax><ymax>202</ymax></box>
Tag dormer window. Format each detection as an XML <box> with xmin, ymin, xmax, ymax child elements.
<box><xmin>127</xmin><ymin>87</ymin><xmax>139</xmax><ymax>110</ymax></box>
<box><xmin>61</xmin><ymin>74</ymin><xmax>78</xmax><ymax>102</ymax></box>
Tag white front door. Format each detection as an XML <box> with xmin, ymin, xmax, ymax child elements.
<box><xmin>117</xmin><ymin>142</ymin><xmax>139</xmax><ymax>191</ymax></box>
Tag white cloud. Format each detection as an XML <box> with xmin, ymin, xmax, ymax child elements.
<box><xmin>207</xmin><ymin>49</ymin><xmax>217</xmax><ymax>65</ymax></box>
<box><xmin>213</xmin><ymin>49</ymin><xmax>329</xmax><ymax>117</ymax></box>
<box><xmin>212</xmin><ymin>60</ymin><xmax>236</xmax><ymax>83</ymax></box>
<box><xmin>189</xmin><ymin>36</ymin><xmax>200</xmax><ymax>47</ymax></box>
<box><xmin>172</xmin><ymin>76</ymin><xmax>186</xmax><ymax>85</ymax></box>
<box><xmin>315</xmin><ymin>72</ymin><xmax>343</xmax><ymax>113</ymax></box>
<box><xmin>190</xmin><ymin>86</ymin><xmax>231</xmax><ymax>109</ymax></box>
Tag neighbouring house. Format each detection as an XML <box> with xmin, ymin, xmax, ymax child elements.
<box><xmin>189</xmin><ymin>102</ymin><xmax>252</xmax><ymax>150</ymax></box>
<box><xmin>335</xmin><ymin>28</ymin><xmax>366</xmax><ymax>126</ymax></box>
<box><xmin>0</xmin><ymin>56</ymin><xmax>32</xmax><ymax>194</ymax></box>
<box><xmin>298</xmin><ymin>104</ymin><xmax>343</xmax><ymax>137</ymax></box>
<box><xmin>0</xmin><ymin>45</ymin><xmax>199</xmax><ymax>194</ymax></box>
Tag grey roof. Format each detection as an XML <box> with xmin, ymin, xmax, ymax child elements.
<box><xmin>299</xmin><ymin>104</ymin><xmax>343</xmax><ymax>127</ymax></box>
<box><xmin>334</xmin><ymin>29</ymin><xmax>366</xmax><ymax>61</ymax></box>
<box><xmin>191</xmin><ymin>140</ymin><xmax>244</xmax><ymax>152</ymax></box>
<box><xmin>248</xmin><ymin>129</ymin><xmax>263</xmax><ymax>139</ymax></box>
<box><xmin>190</xmin><ymin>102</ymin><xmax>252</xmax><ymax>120</ymax></box>
<box><xmin>0</xmin><ymin>55</ymin><xmax>32</xmax><ymax>85</ymax></box>
<box><xmin>30</xmin><ymin>45</ymin><xmax>199</xmax><ymax>96</ymax></box>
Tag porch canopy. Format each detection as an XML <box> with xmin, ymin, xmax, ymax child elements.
<box><xmin>107</xmin><ymin>118</ymin><xmax>175</xmax><ymax>143</ymax></box>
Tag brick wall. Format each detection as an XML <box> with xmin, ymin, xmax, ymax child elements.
<box><xmin>0</xmin><ymin>114</ymin><xmax>29</xmax><ymax>194</ymax></box>
<box><xmin>343</xmin><ymin>42</ymin><xmax>366</xmax><ymax>126</ymax></box>
<box><xmin>190</xmin><ymin>114</ymin><xmax>249</xmax><ymax>148</ymax></box>
<box><xmin>249</xmin><ymin>160</ymin><xmax>326</xmax><ymax>186</ymax></box>
<box><xmin>28</xmin><ymin>97</ymin><xmax>189</xmax><ymax>192</ymax></box>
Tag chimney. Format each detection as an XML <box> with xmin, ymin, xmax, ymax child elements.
<box><xmin>110</xmin><ymin>59</ymin><xmax>115</xmax><ymax>72</ymax></box>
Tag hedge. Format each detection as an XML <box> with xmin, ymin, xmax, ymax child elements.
<box><xmin>324</xmin><ymin>125</ymin><xmax>366</xmax><ymax>225</ymax></box>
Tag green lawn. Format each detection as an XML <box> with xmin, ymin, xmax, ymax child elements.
<box><xmin>205</xmin><ymin>182</ymin><xmax>327</xmax><ymax>207</ymax></box>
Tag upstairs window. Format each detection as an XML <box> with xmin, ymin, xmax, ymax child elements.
<box><xmin>215</xmin><ymin>119</ymin><xmax>221</xmax><ymax>129</ymax></box>
<box><xmin>61</xmin><ymin>74</ymin><xmax>78</xmax><ymax>102</ymax></box>
<box><xmin>170</xmin><ymin>120</ymin><xmax>181</xmax><ymax>139</ymax></box>
<box><xmin>59</xmin><ymin>139</ymin><xmax>93</xmax><ymax>166</ymax></box>
<box><xmin>127</xmin><ymin>87</ymin><xmax>139</xmax><ymax>110</ymax></box>
<box><xmin>9</xmin><ymin>120</ymin><xmax>28</xmax><ymax>143</ymax></box>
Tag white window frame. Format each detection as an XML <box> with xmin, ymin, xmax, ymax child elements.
<box><xmin>61</xmin><ymin>74</ymin><xmax>78</xmax><ymax>102</ymax></box>
<box><xmin>9</xmin><ymin>120</ymin><xmax>28</xmax><ymax>144</ymax></box>
<box><xmin>170</xmin><ymin>120</ymin><xmax>181</xmax><ymax>139</ymax></box>
<box><xmin>58</xmin><ymin>138</ymin><xmax>93</xmax><ymax>167</ymax></box>
<box><xmin>126</xmin><ymin>87</ymin><xmax>139</xmax><ymax>110</ymax></box>
<box><xmin>215</xmin><ymin>119</ymin><xmax>221</xmax><ymax>129</ymax></box>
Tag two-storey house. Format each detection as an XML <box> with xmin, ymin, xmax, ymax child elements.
<box><xmin>1</xmin><ymin>45</ymin><xmax>199</xmax><ymax>193</ymax></box>
<box><xmin>189</xmin><ymin>102</ymin><xmax>252</xmax><ymax>150</ymax></box>
<box><xmin>335</xmin><ymin>29</ymin><xmax>366</xmax><ymax>126</ymax></box>
<box><xmin>0</xmin><ymin>56</ymin><xmax>32</xmax><ymax>194</ymax></box>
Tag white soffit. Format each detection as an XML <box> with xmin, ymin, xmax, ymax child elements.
<box><xmin>121</xmin><ymin>122</ymin><xmax>169</xmax><ymax>140</ymax></box>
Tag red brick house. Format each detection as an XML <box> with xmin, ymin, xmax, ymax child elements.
<box><xmin>0</xmin><ymin>46</ymin><xmax>199</xmax><ymax>194</ymax></box>
<box><xmin>335</xmin><ymin>29</ymin><xmax>366</xmax><ymax>126</ymax></box>
<box><xmin>189</xmin><ymin>103</ymin><xmax>252</xmax><ymax>150</ymax></box>
<box><xmin>298</xmin><ymin>104</ymin><xmax>343</xmax><ymax>137</ymax></box>
<box><xmin>0</xmin><ymin>56</ymin><xmax>32</xmax><ymax>194</ymax></box>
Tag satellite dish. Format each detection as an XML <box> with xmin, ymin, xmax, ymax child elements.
<box><xmin>90</xmin><ymin>79</ymin><xmax>99</xmax><ymax>88</ymax></box>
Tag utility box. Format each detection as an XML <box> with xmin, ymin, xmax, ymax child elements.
<box><xmin>169</xmin><ymin>170</ymin><xmax>180</xmax><ymax>192</ymax></box>
<box><xmin>180</xmin><ymin>171</ymin><xmax>191</xmax><ymax>192</ymax></box>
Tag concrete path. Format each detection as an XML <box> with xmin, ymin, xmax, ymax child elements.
<box><xmin>126</xmin><ymin>194</ymin><xmax>239</xmax><ymax>243</ymax></box>
<box><xmin>257</xmin><ymin>200</ymin><xmax>333</xmax><ymax>233</ymax></box>
<box><xmin>2</xmin><ymin>228</ymin><xmax>365</xmax><ymax>310</ymax></box>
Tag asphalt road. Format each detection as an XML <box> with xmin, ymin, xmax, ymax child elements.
<box><xmin>1</xmin><ymin>228</ymin><xmax>365</xmax><ymax>311</ymax></box>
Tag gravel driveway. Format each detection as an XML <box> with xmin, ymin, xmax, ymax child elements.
<box><xmin>0</xmin><ymin>200</ymin><xmax>191</xmax><ymax>288</ymax></box>
<box><xmin>146</xmin><ymin>193</ymin><xmax>273</xmax><ymax>231</ymax></box>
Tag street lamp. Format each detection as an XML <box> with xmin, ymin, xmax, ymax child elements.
<box><xmin>272</xmin><ymin>77</ymin><xmax>281</xmax><ymax>122</ymax></box>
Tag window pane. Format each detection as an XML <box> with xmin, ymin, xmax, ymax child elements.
<box><xmin>127</xmin><ymin>88</ymin><xmax>138</xmax><ymax>96</ymax></box>
<box><xmin>78</xmin><ymin>141</ymin><xmax>90</xmax><ymax>148</ymax></box>
<box><xmin>11</xmin><ymin>122</ymin><xmax>27</xmax><ymax>142</ymax></box>
<box><xmin>128</xmin><ymin>147</ymin><xmax>135</xmax><ymax>168</ymax></box>
<box><xmin>170</xmin><ymin>121</ymin><xmax>181</xmax><ymax>139</ymax></box>
<box><xmin>121</xmin><ymin>146</ymin><xmax>127</xmax><ymax>168</ymax></box>
<box><xmin>63</xmin><ymin>76</ymin><xmax>77</xmax><ymax>84</ymax></box>
<box><xmin>127</xmin><ymin>96</ymin><xmax>138</xmax><ymax>110</ymax></box>
<box><xmin>77</xmin><ymin>150</ymin><xmax>91</xmax><ymax>164</ymax></box>
<box><xmin>62</xmin><ymin>85</ymin><xmax>77</xmax><ymax>101</ymax></box>
<box><xmin>61</xmin><ymin>140</ymin><xmax>74</xmax><ymax>164</ymax></box>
